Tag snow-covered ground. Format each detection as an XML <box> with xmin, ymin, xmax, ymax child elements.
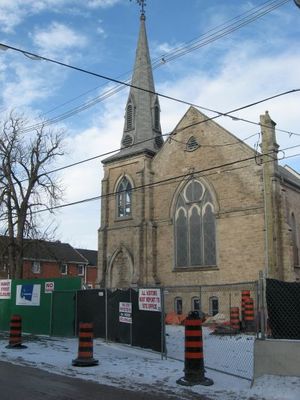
<box><xmin>166</xmin><ymin>325</ymin><xmax>254</xmax><ymax>380</ymax></box>
<box><xmin>0</xmin><ymin>327</ymin><xmax>299</xmax><ymax>400</ymax></box>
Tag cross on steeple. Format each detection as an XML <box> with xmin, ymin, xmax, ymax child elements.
<box><xmin>130</xmin><ymin>0</ymin><xmax>146</xmax><ymax>16</ymax></box>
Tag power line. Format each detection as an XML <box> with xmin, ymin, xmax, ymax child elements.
<box><xmin>13</xmin><ymin>0</ymin><xmax>289</xmax><ymax>129</ymax></box>
<box><xmin>13</xmin><ymin>145</ymin><xmax>300</xmax><ymax>216</ymax></box>
<box><xmin>152</xmin><ymin>0</ymin><xmax>290</xmax><ymax>66</ymax></box>
<box><xmin>1</xmin><ymin>42</ymin><xmax>298</xmax><ymax>136</ymax></box>
<box><xmin>17</xmin><ymin>88</ymin><xmax>300</xmax><ymax>181</ymax></box>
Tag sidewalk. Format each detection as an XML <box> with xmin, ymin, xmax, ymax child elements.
<box><xmin>0</xmin><ymin>333</ymin><xmax>299</xmax><ymax>400</ymax></box>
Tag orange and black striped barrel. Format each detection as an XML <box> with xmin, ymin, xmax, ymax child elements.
<box><xmin>184</xmin><ymin>313</ymin><xmax>204</xmax><ymax>381</ymax></box>
<box><xmin>230</xmin><ymin>307</ymin><xmax>240</xmax><ymax>331</ymax></box>
<box><xmin>6</xmin><ymin>314</ymin><xmax>27</xmax><ymax>349</ymax></box>
<box><xmin>241</xmin><ymin>290</ymin><xmax>250</xmax><ymax>319</ymax></box>
<box><xmin>244</xmin><ymin>297</ymin><xmax>255</xmax><ymax>332</ymax></box>
<box><xmin>177</xmin><ymin>311</ymin><xmax>213</xmax><ymax>386</ymax></box>
<box><xmin>72</xmin><ymin>322</ymin><xmax>98</xmax><ymax>367</ymax></box>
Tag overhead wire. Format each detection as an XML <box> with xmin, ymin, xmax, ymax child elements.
<box><xmin>0</xmin><ymin>1</ymin><xmax>292</xmax><ymax>134</ymax></box>
<box><xmin>14</xmin><ymin>86</ymin><xmax>300</xmax><ymax>182</ymax></box>
<box><xmin>38</xmin><ymin>0</ymin><xmax>289</xmax><ymax>121</ymax></box>
<box><xmin>1</xmin><ymin>143</ymin><xmax>299</xmax><ymax>220</ymax></box>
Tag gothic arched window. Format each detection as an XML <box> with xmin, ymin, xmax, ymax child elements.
<box><xmin>116</xmin><ymin>177</ymin><xmax>132</xmax><ymax>218</ymax></box>
<box><xmin>174</xmin><ymin>179</ymin><xmax>216</xmax><ymax>268</ymax></box>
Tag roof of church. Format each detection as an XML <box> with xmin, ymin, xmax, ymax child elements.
<box><xmin>103</xmin><ymin>13</ymin><xmax>163</xmax><ymax>164</ymax></box>
<box><xmin>278</xmin><ymin>165</ymin><xmax>300</xmax><ymax>189</ymax></box>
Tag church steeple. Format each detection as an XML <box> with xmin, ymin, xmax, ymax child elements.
<box><xmin>122</xmin><ymin>12</ymin><xmax>163</xmax><ymax>153</ymax></box>
<box><xmin>104</xmin><ymin>11</ymin><xmax>163</xmax><ymax>163</ymax></box>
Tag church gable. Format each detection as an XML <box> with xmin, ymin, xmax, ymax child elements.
<box><xmin>154</xmin><ymin>106</ymin><xmax>256</xmax><ymax>166</ymax></box>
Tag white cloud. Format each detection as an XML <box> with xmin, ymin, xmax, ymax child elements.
<box><xmin>86</xmin><ymin>0</ymin><xmax>121</xmax><ymax>9</ymax></box>
<box><xmin>0</xmin><ymin>0</ymin><xmax>122</xmax><ymax>33</ymax></box>
<box><xmin>32</xmin><ymin>22</ymin><xmax>88</xmax><ymax>56</ymax></box>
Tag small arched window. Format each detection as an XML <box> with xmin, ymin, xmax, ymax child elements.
<box><xmin>116</xmin><ymin>177</ymin><xmax>132</xmax><ymax>218</ymax></box>
<box><xmin>191</xmin><ymin>296</ymin><xmax>200</xmax><ymax>311</ymax></box>
<box><xmin>209</xmin><ymin>296</ymin><xmax>219</xmax><ymax>316</ymax></box>
<box><xmin>174</xmin><ymin>297</ymin><xmax>183</xmax><ymax>315</ymax></box>
<box><xmin>174</xmin><ymin>179</ymin><xmax>216</xmax><ymax>268</ymax></box>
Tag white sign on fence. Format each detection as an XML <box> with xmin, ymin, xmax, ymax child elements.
<box><xmin>138</xmin><ymin>288</ymin><xmax>161</xmax><ymax>312</ymax></box>
<box><xmin>45</xmin><ymin>281</ymin><xmax>55</xmax><ymax>294</ymax></box>
<box><xmin>119</xmin><ymin>302</ymin><xmax>132</xmax><ymax>324</ymax></box>
<box><xmin>16</xmin><ymin>284</ymin><xmax>41</xmax><ymax>306</ymax></box>
<box><xmin>0</xmin><ymin>279</ymin><xmax>12</xmax><ymax>299</ymax></box>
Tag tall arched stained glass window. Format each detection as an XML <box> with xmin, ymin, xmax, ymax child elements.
<box><xmin>174</xmin><ymin>179</ymin><xmax>216</xmax><ymax>268</ymax></box>
<box><xmin>116</xmin><ymin>177</ymin><xmax>132</xmax><ymax>218</ymax></box>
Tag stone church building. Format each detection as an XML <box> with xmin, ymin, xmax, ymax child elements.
<box><xmin>97</xmin><ymin>13</ymin><xmax>300</xmax><ymax>314</ymax></box>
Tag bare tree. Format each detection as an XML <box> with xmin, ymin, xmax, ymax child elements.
<box><xmin>0</xmin><ymin>112</ymin><xmax>64</xmax><ymax>278</ymax></box>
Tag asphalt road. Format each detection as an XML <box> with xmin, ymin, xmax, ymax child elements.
<box><xmin>0</xmin><ymin>361</ymin><xmax>203</xmax><ymax>400</ymax></box>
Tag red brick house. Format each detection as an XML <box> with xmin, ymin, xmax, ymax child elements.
<box><xmin>0</xmin><ymin>236</ymin><xmax>97</xmax><ymax>288</ymax></box>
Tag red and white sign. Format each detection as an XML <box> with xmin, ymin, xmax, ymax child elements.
<box><xmin>0</xmin><ymin>279</ymin><xmax>11</xmax><ymax>299</ymax></box>
<box><xmin>119</xmin><ymin>302</ymin><xmax>132</xmax><ymax>324</ymax></box>
<box><xmin>138</xmin><ymin>289</ymin><xmax>161</xmax><ymax>312</ymax></box>
<box><xmin>45</xmin><ymin>281</ymin><xmax>55</xmax><ymax>294</ymax></box>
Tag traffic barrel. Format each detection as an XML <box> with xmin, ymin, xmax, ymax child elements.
<box><xmin>230</xmin><ymin>307</ymin><xmax>240</xmax><ymax>332</ymax></box>
<box><xmin>6</xmin><ymin>314</ymin><xmax>27</xmax><ymax>349</ymax></box>
<box><xmin>241</xmin><ymin>290</ymin><xmax>250</xmax><ymax>330</ymax></box>
<box><xmin>72</xmin><ymin>322</ymin><xmax>99</xmax><ymax>367</ymax></box>
<box><xmin>244</xmin><ymin>298</ymin><xmax>256</xmax><ymax>332</ymax></box>
<box><xmin>177</xmin><ymin>311</ymin><xmax>213</xmax><ymax>386</ymax></box>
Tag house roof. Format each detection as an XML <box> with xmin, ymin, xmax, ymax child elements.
<box><xmin>76</xmin><ymin>248</ymin><xmax>97</xmax><ymax>267</ymax></box>
<box><xmin>0</xmin><ymin>236</ymin><xmax>87</xmax><ymax>264</ymax></box>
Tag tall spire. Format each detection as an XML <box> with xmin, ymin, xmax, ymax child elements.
<box><xmin>105</xmin><ymin>9</ymin><xmax>163</xmax><ymax>163</ymax></box>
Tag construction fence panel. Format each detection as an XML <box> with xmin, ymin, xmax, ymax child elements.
<box><xmin>266</xmin><ymin>278</ymin><xmax>300</xmax><ymax>340</ymax></box>
<box><xmin>164</xmin><ymin>282</ymin><xmax>258</xmax><ymax>380</ymax></box>
<box><xmin>51</xmin><ymin>290</ymin><xmax>77</xmax><ymax>337</ymax></box>
<box><xmin>76</xmin><ymin>287</ymin><xmax>164</xmax><ymax>353</ymax></box>
<box><xmin>76</xmin><ymin>289</ymin><xmax>106</xmax><ymax>338</ymax></box>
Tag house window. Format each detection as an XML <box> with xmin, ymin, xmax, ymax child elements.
<box><xmin>174</xmin><ymin>179</ymin><xmax>216</xmax><ymax>268</ymax></box>
<box><xmin>116</xmin><ymin>177</ymin><xmax>132</xmax><ymax>218</ymax></box>
<box><xmin>32</xmin><ymin>261</ymin><xmax>41</xmax><ymax>274</ymax></box>
<box><xmin>192</xmin><ymin>296</ymin><xmax>200</xmax><ymax>311</ymax></box>
<box><xmin>174</xmin><ymin>297</ymin><xmax>183</xmax><ymax>315</ymax></box>
<box><xmin>209</xmin><ymin>296</ymin><xmax>219</xmax><ymax>316</ymax></box>
<box><xmin>78</xmin><ymin>264</ymin><xmax>84</xmax><ymax>276</ymax></box>
<box><xmin>60</xmin><ymin>263</ymin><xmax>68</xmax><ymax>275</ymax></box>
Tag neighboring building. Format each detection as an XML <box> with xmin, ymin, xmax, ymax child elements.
<box><xmin>0</xmin><ymin>236</ymin><xmax>98</xmax><ymax>288</ymax></box>
<box><xmin>97</xmin><ymin>12</ymin><xmax>300</xmax><ymax>313</ymax></box>
<box><xmin>75</xmin><ymin>248</ymin><xmax>98</xmax><ymax>288</ymax></box>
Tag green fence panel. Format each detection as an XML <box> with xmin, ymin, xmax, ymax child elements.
<box><xmin>0</xmin><ymin>277</ymin><xmax>81</xmax><ymax>335</ymax></box>
<box><xmin>51</xmin><ymin>291</ymin><xmax>77</xmax><ymax>337</ymax></box>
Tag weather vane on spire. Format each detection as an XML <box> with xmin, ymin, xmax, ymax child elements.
<box><xmin>130</xmin><ymin>0</ymin><xmax>146</xmax><ymax>16</ymax></box>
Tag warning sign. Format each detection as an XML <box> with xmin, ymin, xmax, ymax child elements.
<box><xmin>0</xmin><ymin>279</ymin><xmax>11</xmax><ymax>299</ymax></box>
<box><xmin>45</xmin><ymin>281</ymin><xmax>55</xmax><ymax>294</ymax></box>
<box><xmin>119</xmin><ymin>302</ymin><xmax>132</xmax><ymax>324</ymax></box>
<box><xmin>138</xmin><ymin>289</ymin><xmax>161</xmax><ymax>312</ymax></box>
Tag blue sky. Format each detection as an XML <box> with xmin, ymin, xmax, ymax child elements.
<box><xmin>0</xmin><ymin>0</ymin><xmax>300</xmax><ymax>249</ymax></box>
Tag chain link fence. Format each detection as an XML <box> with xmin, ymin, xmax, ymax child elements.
<box><xmin>163</xmin><ymin>282</ymin><xmax>258</xmax><ymax>380</ymax></box>
<box><xmin>265</xmin><ymin>278</ymin><xmax>300</xmax><ymax>340</ymax></box>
